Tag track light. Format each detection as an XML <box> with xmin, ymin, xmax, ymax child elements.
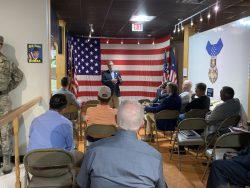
<box><xmin>106</xmin><ymin>40</ymin><xmax>109</xmax><ymax>44</ymax></box>
<box><xmin>152</xmin><ymin>40</ymin><xmax>155</xmax><ymax>45</ymax></box>
<box><xmin>190</xmin><ymin>19</ymin><xmax>194</xmax><ymax>26</ymax></box>
<box><xmin>121</xmin><ymin>40</ymin><xmax>123</xmax><ymax>44</ymax></box>
<box><xmin>207</xmin><ymin>12</ymin><xmax>211</xmax><ymax>19</ymax></box>
<box><xmin>214</xmin><ymin>4</ymin><xmax>219</xmax><ymax>12</ymax></box>
<box><xmin>177</xmin><ymin>24</ymin><xmax>180</xmax><ymax>32</ymax></box>
<box><xmin>173</xmin><ymin>25</ymin><xmax>176</xmax><ymax>33</ymax></box>
<box><xmin>181</xmin><ymin>23</ymin><xmax>184</xmax><ymax>31</ymax></box>
<box><xmin>137</xmin><ymin>41</ymin><xmax>140</xmax><ymax>45</ymax></box>
<box><xmin>200</xmin><ymin>14</ymin><xmax>203</xmax><ymax>22</ymax></box>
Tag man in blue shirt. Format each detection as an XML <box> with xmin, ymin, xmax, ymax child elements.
<box><xmin>77</xmin><ymin>101</ymin><xmax>167</xmax><ymax>188</ymax></box>
<box><xmin>28</xmin><ymin>94</ymin><xmax>74</xmax><ymax>152</ymax></box>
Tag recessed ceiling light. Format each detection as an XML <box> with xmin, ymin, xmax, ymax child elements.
<box><xmin>147</xmin><ymin>34</ymin><xmax>152</xmax><ymax>37</ymax></box>
<box><xmin>130</xmin><ymin>15</ymin><xmax>155</xmax><ymax>22</ymax></box>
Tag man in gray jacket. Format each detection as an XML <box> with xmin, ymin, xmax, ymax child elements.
<box><xmin>205</xmin><ymin>86</ymin><xmax>241</xmax><ymax>134</ymax></box>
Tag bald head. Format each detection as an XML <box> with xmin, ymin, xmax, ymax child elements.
<box><xmin>182</xmin><ymin>80</ymin><xmax>192</xmax><ymax>92</ymax></box>
<box><xmin>107</xmin><ymin>60</ymin><xmax>114</xmax><ymax>71</ymax></box>
<box><xmin>117</xmin><ymin>101</ymin><xmax>144</xmax><ymax>132</ymax></box>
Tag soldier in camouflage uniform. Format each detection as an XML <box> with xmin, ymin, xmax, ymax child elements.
<box><xmin>0</xmin><ymin>36</ymin><xmax>23</xmax><ymax>174</ymax></box>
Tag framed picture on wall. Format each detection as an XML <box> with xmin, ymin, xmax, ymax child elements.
<box><xmin>27</xmin><ymin>44</ymin><xmax>43</xmax><ymax>63</ymax></box>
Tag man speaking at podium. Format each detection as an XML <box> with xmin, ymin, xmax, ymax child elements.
<box><xmin>101</xmin><ymin>61</ymin><xmax>122</xmax><ymax>108</ymax></box>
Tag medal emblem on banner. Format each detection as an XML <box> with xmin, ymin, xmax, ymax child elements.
<box><xmin>206</xmin><ymin>38</ymin><xmax>223</xmax><ymax>84</ymax></box>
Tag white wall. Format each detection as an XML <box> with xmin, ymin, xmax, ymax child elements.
<box><xmin>189</xmin><ymin>17</ymin><xmax>250</xmax><ymax>112</ymax></box>
<box><xmin>0</xmin><ymin>0</ymin><xmax>50</xmax><ymax>154</ymax></box>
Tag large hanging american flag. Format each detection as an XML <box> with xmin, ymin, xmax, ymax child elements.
<box><xmin>67</xmin><ymin>35</ymin><xmax>171</xmax><ymax>102</ymax></box>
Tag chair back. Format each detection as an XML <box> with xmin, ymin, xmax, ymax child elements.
<box><xmin>24</xmin><ymin>149</ymin><xmax>74</xmax><ymax>178</ymax></box>
<box><xmin>218</xmin><ymin>114</ymin><xmax>241</xmax><ymax>130</ymax></box>
<box><xmin>185</xmin><ymin>109</ymin><xmax>209</xmax><ymax>118</ymax></box>
<box><xmin>138</xmin><ymin>99</ymin><xmax>151</xmax><ymax>104</ymax></box>
<box><xmin>155</xmin><ymin>110</ymin><xmax>179</xmax><ymax>120</ymax></box>
<box><xmin>178</xmin><ymin>118</ymin><xmax>207</xmax><ymax>131</ymax></box>
<box><xmin>85</xmin><ymin>124</ymin><xmax>117</xmax><ymax>139</ymax></box>
<box><xmin>214</xmin><ymin>132</ymin><xmax>250</xmax><ymax>149</ymax></box>
<box><xmin>85</xmin><ymin>100</ymin><xmax>100</xmax><ymax>105</ymax></box>
<box><xmin>154</xmin><ymin>110</ymin><xmax>179</xmax><ymax>131</ymax></box>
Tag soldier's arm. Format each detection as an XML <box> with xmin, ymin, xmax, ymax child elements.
<box><xmin>8</xmin><ymin>62</ymin><xmax>23</xmax><ymax>91</ymax></box>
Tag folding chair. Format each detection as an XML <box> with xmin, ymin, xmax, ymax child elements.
<box><xmin>24</xmin><ymin>149</ymin><xmax>75</xmax><ymax>188</ymax></box>
<box><xmin>84</xmin><ymin>124</ymin><xmax>117</xmax><ymax>152</ymax></box>
<box><xmin>62</xmin><ymin>104</ymin><xmax>82</xmax><ymax>144</ymax></box>
<box><xmin>204</xmin><ymin>114</ymin><xmax>241</xmax><ymax>153</ymax></box>
<box><xmin>153</xmin><ymin>109</ymin><xmax>179</xmax><ymax>149</ymax></box>
<box><xmin>185</xmin><ymin>109</ymin><xmax>209</xmax><ymax>118</ymax></box>
<box><xmin>201</xmin><ymin>132</ymin><xmax>250</xmax><ymax>181</ymax></box>
<box><xmin>170</xmin><ymin>118</ymin><xmax>207</xmax><ymax>170</ymax></box>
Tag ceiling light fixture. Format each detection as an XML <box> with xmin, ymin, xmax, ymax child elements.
<box><xmin>177</xmin><ymin>24</ymin><xmax>180</xmax><ymax>32</ymax></box>
<box><xmin>214</xmin><ymin>4</ymin><xmax>219</xmax><ymax>12</ymax></box>
<box><xmin>173</xmin><ymin>25</ymin><xmax>176</xmax><ymax>33</ymax></box>
<box><xmin>181</xmin><ymin>23</ymin><xmax>184</xmax><ymax>31</ymax></box>
<box><xmin>207</xmin><ymin>12</ymin><xmax>211</xmax><ymax>19</ymax></box>
<box><xmin>106</xmin><ymin>40</ymin><xmax>109</xmax><ymax>44</ymax></box>
<box><xmin>121</xmin><ymin>40</ymin><xmax>123</xmax><ymax>44</ymax></box>
<box><xmin>190</xmin><ymin>19</ymin><xmax>194</xmax><ymax>26</ymax></box>
<box><xmin>137</xmin><ymin>40</ymin><xmax>140</xmax><ymax>45</ymax></box>
<box><xmin>130</xmin><ymin>15</ymin><xmax>156</xmax><ymax>22</ymax></box>
<box><xmin>173</xmin><ymin>2</ymin><xmax>218</xmax><ymax>34</ymax></box>
<box><xmin>152</xmin><ymin>40</ymin><xmax>155</xmax><ymax>45</ymax></box>
<box><xmin>200</xmin><ymin>14</ymin><xmax>203</xmax><ymax>22</ymax></box>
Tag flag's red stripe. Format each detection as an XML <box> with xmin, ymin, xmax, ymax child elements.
<box><xmin>101</xmin><ymin>46</ymin><xmax>170</xmax><ymax>55</ymax></box>
<box><xmin>78</xmin><ymin>91</ymin><xmax>156</xmax><ymax>97</ymax></box>
<box><xmin>100</xmin><ymin>59</ymin><xmax>169</xmax><ymax>65</ymax></box>
<box><xmin>100</xmin><ymin>36</ymin><xmax>170</xmax><ymax>45</ymax></box>
<box><xmin>117</xmin><ymin>70</ymin><xmax>162</xmax><ymax>76</ymax></box>
<box><xmin>77</xmin><ymin>80</ymin><xmax>162</xmax><ymax>87</ymax></box>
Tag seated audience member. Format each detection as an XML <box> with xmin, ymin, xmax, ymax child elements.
<box><xmin>28</xmin><ymin>94</ymin><xmax>83</xmax><ymax>166</ymax></box>
<box><xmin>77</xmin><ymin>101</ymin><xmax>167</xmax><ymax>188</ymax></box>
<box><xmin>185</xmin><ymin>82</ymin><xmax>210</xmax><ymax>112</ymax></box>
<box><xmin>142</xmin><ymin>82</ymin><xmax>181</xmax><ymax>142</ymax></box>
<box><xmin>206</xmin><ymin>145</ymin><xmax>250</xmax><ymax>188</ymax></box>
<box><xmin>152</xmin><ymin>81</ymin><xmax>169</xmax><ymax>104</ymax></box>
<box><xmin>86</xmin><ymin>86</ymin><xmax>117</xmax><ymax>126</ymax></box>
<box><xmin>205</xmin><ymin>86</ymin><xmax>241</xmax><ymax>134</ymax></box>
<box><xmin>53</xmin><ymin>76</ymin><xmax>81</xmax><ymax>119</ymax></box>
<box><xmin>179</xmin><ymin>80</ymin><xmax>193</xmax><ymax>113</ymax></box>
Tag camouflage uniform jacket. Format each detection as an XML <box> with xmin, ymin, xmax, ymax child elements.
<box><xmin>0</xmin><ymin>52</ymin><xmax>23</xmax><ymax>93</ymax></box>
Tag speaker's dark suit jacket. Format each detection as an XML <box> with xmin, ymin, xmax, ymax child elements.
<box><xmin>101</xmin><ymin>70</ymin><xmax>122</xmax><ymax>97</ymax></box>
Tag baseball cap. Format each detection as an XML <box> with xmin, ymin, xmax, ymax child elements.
<box><xmin>98</xmin><ymin>86</ymin><xmax>111</xmax><ymax>99</ymax></box>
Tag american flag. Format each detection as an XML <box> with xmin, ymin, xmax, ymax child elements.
<box><xmin>169</xmin><ymin>48</ymin><xmax>177</xmax><ymax>84</ymax></box>
<box><xmin>67</xmin><ymin>35</ymin><xmax>171</xmax><ymax>102</ymax></box>
<box><xmin>162</xmin><ymin>49</ymin><xmax>170</xmax><ymax>83</ymax></box>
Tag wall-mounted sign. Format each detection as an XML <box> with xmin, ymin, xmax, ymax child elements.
<box><xmin>27</xmin><ymin>44</ymin><xmax>43</xmax><ymax>63</ymax></box>
<box><xmin>132</xmin><ymin>23</ymin><xmax>143</xmax><ymax>32</ymax></box>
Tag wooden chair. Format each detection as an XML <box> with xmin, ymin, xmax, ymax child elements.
<box><xmin>84</xmin><ymin>124</ymin><xmax>117</xmax><ymax>152</ymax></box>
<box><xmin>62</xmin><ymin>104</ymin><xmax>82</xmax><ymax>145</ymax></box>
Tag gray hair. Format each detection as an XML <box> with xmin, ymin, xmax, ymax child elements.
<box><xmin>117</xmin><ymin>100</ymin><xmax>144</xmax><ymax>131</ymax></box>
<box><xmin>182</xmin><ymin>80</ymin><xmax>192</xmax><ymax>92</ymax></box>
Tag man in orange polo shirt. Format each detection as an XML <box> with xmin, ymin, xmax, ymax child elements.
<box><xmin>86</xmin><ymin>86</ymin><xmax>117</xmax><ymax>126</ymax></box>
